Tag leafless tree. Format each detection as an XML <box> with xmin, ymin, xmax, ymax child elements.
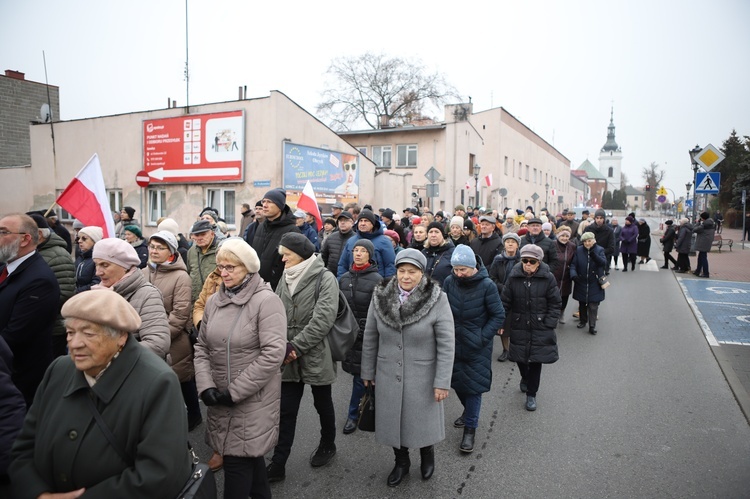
<box><xmin>642</xmin><ymin>162</ymin><xmax>665</xmax><ymax>210</ymax></box>
<box><xmin>316</xmin><ymin>52</ymin><xmax>461</xmax><ymax>131</ymax></box>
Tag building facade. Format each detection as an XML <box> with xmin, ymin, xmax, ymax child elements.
<box><xmin>598</xmin><ymin>108</ymin><xmax>623</xmax><ymax>191</ymax></box>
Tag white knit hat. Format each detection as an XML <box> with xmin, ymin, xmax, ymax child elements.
<box><xmin>450</xmin><ymin>216</ymin><xmax>464</xmax><ymax>228</ymax></box>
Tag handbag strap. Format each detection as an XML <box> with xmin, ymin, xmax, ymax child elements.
<box><xmin>86</xmin><ymin>394</ymin><xmax>131</xmax><ymax>465</ymax></box>
<box><xmin>313</xmin><ymin>270</ymin><xmax>325</xmax><ymax>301</ymax></box>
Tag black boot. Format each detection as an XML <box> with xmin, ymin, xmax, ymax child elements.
<box><xmin>589</xmin><ymin>325</ymin><xmax>597</xmax><ymax>335</ymax></box>
<box><xmin>419</xmin><ymin>445</ymin><xmax>434</xmax><ymax>479</ymax></box>
<box><xmin>387</xmin><ymin>447</ymin><xmax>410</xmax><ymax>487</ymax></box>
<box><xmin>460</xmin><ymin>428</ymin><xmax>475</xmax><ymax>453</ymax></box>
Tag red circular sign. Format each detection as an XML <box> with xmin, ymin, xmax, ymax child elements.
<box><xmin>135</xmin><ymin>170</ymin><xmax>151</xmax><ymax>188</ymax></box>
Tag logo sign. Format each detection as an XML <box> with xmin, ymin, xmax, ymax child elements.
<box><xmin>135</xmin><ymin>170</ymin><xmax>150</xmax><ymax>188</ymax></box>
<box><xmin>695</xmin><ymin>172</ymin><xmax>720</xmax><ymax>194</ymax></box>
<box><xmin>143</xmin><ymin>110</ymin><xmax>245</xmax><ymax>184</ymax></box>
<box><xmin>694</xmin><ymin>144</ymin><xmax>725</xmax><ymax>171</ymax></box>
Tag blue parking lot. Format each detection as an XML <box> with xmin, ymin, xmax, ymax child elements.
<box><xmin>680</xmin><ymin>278</ymin><xmax>750</xmax><ymax>346</ymax></box>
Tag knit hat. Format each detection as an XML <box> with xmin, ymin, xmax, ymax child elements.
<box><xmin>516</xmin><ymin>209</ymin><xmax>524</xmax><ymax>215</ymax></box>
<box><xmin>435</xmin><ymin>211</ymin><xmax>444</xmax><ymax>219</ymax></box>
<box><xmin>625</xmin><ymin>216</ymin><xmax>635</xmax><ymax>223</ymax></box>
<box><xmin>263</xmin><ymin>188</ymin><xmax>287</xmax><ymax>211</ymax></box>
<box><xmin>451</xmin><ymin>244</ymin><xmax>476</xmax><ymax>268</ymax></box>
<box><xmin>92</xmin><ymin>238</ymin><xmax>141</xmax><ymax>269</ymax></box>
<box><xmin>353</xmin><ymin>239</ymin><xmax>375</xmax><ymax>260</ymax></box>
<box><xmin>450</xmin><ymin>216</ymin><xmax>464</xmax><ymax>228</ymax></box>
<box><xmin>595</xmin><ymin>209</ymin><xmax>606</xmax><ymax>218</ymax></box>
<box><xmin>27</xmin><ymin>213</ymin><xmax>50</xmax><ymax>229</ymax></box>
<box><xmin>665</xmin><ymin>220</ymin><xmax>674</xmax><ymax>226</ymax></box>
<box><xmin>189</xmin><ymin>219</ymin><xmax>213</xmax><ymax>235</ymax></box>
<box><xmin>157</xmin><ymin>218</ymin><xmax>180</xmax><ymax>237</ymax></box>
<box><xmin>454</xmin><ymin>204</ymin><xmax>466</xmax><ymax>212</ymax></box>
<box><xmin>395</xmin><ymin>248</ymin><xmax>427</xmax><ymax>271</ymax></box>
<box><xmin>502</xmin><ymin>232</ymin><xmax>521</xmax><ymax>245</ymax></box>
<box><xmin>62</xmin><ymin>289</ymin><xmax>141</xmax><ymax>333</ymax></box>
<box><xmin>411</xmin><ymin>216</ymin><xmax>422</xmax><ymax>226</ymax></box>
<box><xmin>217</xmin><ymin>237</ymin><xmax>260</xmax><ymax>273</ymax></box>
<box><xmin>542</xmin><ymin>222</ymin><xmax>552</xmax><ymax>231</ymax></box>
<box><xmin>581</xmin><ymin>232</ymin><xmax>596</xmax><ymax>242</ymax></box>
<box><xmin>517</xmin><ymin>227</ymin><xmax>528</xmax><ymax>236</ymax></box>
<box><xmin>384</xmin><ymin>229</ymin><xmax>400</xmax><ymax>243</ymax></box>
<box><xmin>124</xmin><ymin>225</ymin><xmax>142</xmax><ymax>239</ymax></box>
<box><xmin>200</xmin><ymin>208</ymin><xmax>220</xmax><ymax>222</ymax></box>
<box><xmin>463</xmin><ymin>219</ymin><xmax>475</xmax><ymax>231</ymax></box>
<box><xmin>79</xmin><ymin>226</ymin><xmax>103</xmax><ymax>243</ymax></box>
<box><xmin>700</xmin><ymin>212</ymin><xmax>710</xmax><ymax>220</ymax></box>
<box><xmin>72</xmin><ymin>219</ymin><xmax>85</xmax><ymax>230</ymax></box>
<box><xmin>279</xmin><ymin>232</ymin><xmax>316</xmax><ymax>259</ymax></box>
<box><xmin>324</xmin><ymin>217</ymin><xmax>337</xmax><ymax>228</ymax></box>
<box><xmin>520</xmin><ymin>244</ymin><xmax>544</xmax><ymax>261</ymax></box>
<box><xmin>149</xmin><ymin>231</ymin><xmax>178</xmax><ymax>255</ymax></box>
<box><xmin>358</xmin><ymin>209</ymin><xmax>378</xmax><ymax>228</ymax></box>
<box><xmin>427</xmin><ymin>221</ymin><xmax>444</xmax><ymax>234</ymax></box>
<box><xmin>122</xmin><ymin>206</ymin><xmax>136</xmax><ymax>219</ymax></box>
<box><xmin>540</xmin><ymin>215</ymin><xmax>549</xmax><ymax>224</ymax></box>
<box><xmin>382</xmin><ymin>209</ymin><xmax>396</xmax><ymax>221</ymax></box>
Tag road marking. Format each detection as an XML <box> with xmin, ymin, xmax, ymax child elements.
<box><xmin>693</xmin><ymin>300</ymin><xmax>750</xmax><ymax>307</ymax></box>
<box><xmin>678</xmin><ymin>277</ymin><xmax>719</xmax><ymax>347</ymax></box>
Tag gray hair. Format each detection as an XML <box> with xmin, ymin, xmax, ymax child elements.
<box><xmin>64</xmin><ymin>318</ymin><xmax>124</xmax><ymax>338</ymax></box>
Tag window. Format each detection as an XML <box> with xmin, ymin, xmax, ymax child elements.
<box><xmin>504</xmin><ymin>156</ymin><xmax>509</xmax><ymax>175</ymax></box>
<box><xmin>533</xmin><ymin>168</ymin><xmax>537</xmax><ymax>183</ymax></box>
<box><xmin>108</xmin><ymin>189</ymin><xmax>122</xmax><ymax>214</ymax></box>
<box><xmin>357</xmin><ymin>146</ymin><xmax>368</xmax><ymax>157</ymax></box>
<box><xmin>526</xmin><ymin>165</ymin><xmax>530</xmax><ymax>181</ymax></box>
<box><xmin>396</xmin><ymin>144</ymin><xmax>417</xmax><ymax>167</ymax></box>
<box><xmin>206</xmin><ymin>188</ymin><xmax>236</xmax><ymax>225</ymax></box>
<box><xmin>608</xmin><ymin>167</ymin><xmax>613</xmax><ymax>177</ymax></box>
<box><xmin>372</xmin><ymin>145</ymin><xmax>392</xmax><ymax>168</ymax></box>
<box><xmin>55</xmin><ymin>189</ymin><xmax>75</xmax><ymax>222</ymax></box>
<box><xmin>147</xmin><ymin>188</ymin><xmax>167</xmax><ymax>225</ymax></box>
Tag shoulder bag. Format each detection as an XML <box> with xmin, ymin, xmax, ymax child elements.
<box><xmin>314</xmin><ymin>271</ymin><xmax>359</xmax><ymax>361</ymax></box>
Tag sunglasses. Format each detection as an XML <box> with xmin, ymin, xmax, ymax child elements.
<box><xmin>521</xmin><ymin>258</ymin><xmax>539</xmax><ymax>265</ymax></box>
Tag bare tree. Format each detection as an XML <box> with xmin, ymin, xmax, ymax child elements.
<box><xmin>316</xmin><ymin>52</ymin><xmax>461</xmax><ymax>131</ymax></box>
<box><xmin>620</xmin><ymin>172</ymin><xmax>629</xmax><ymax>187</ymax></box>
<box><xmin>642</xmin><ymin>162</ymin><xmax>665</xmax><ymax>210</ymax></box>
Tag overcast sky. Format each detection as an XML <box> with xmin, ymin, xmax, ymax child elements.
<box><xmin>2</xmin><ymin>0</ymin><xmax>748</xmax><ymax>199</ymax></box>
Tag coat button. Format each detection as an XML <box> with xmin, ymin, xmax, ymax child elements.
<box><xmin>68</xmin><ymin>430</ymin><xmax>78</xmax><ymax>440</ymax></box>
<box><xmin>396</xmin><ymin>376</ymin><xmax>401</xmax><ymax>382</ymax></box>
<box><xmin>397</xmin><ymin>344</ymin><xmax>402</xmax><ymax>350</ymax></box>
<box><xmin>398</xmin><ymin>361</ymin><xmax>402</xmax><ymax>366</ymax></box>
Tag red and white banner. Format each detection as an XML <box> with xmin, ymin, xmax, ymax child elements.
<box><xmin>550</xmin><ymin>188</ymin><xmax>556</xmax><ymax>196</ymax></box>
<box><xmin>296</xmin><ymin>181</ymin><xmax>323</xmax><ymax>231</ymax></box>
<box><xmin>56</xmin><ymin>154</ymin><xmax>116</xmax><ymax>237</ymax></box>
<box><xmin>484</xmin><ymin>174</ymin><xmax>493</xmax><ymax>188</ymax></box>
<box><xmin>465</xmin><ymin>177</ymin><xmax>474</xmax><ymax>190</ymax></box>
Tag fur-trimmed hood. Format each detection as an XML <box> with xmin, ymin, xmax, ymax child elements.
<box><xmin>372</xmin><ymin>275</ymin><xmax>443</xmax><ymax>330</ymax></box>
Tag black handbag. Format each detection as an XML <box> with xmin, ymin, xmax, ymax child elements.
<box><xmin>86</xmin><ymin>395</ymin><xmax>216</xmax><ymax>498</ymax></box>
<box><xmin>357</xmin><ymin>385</ymin><xmax>376</xmax><ymax>432</ymax></box>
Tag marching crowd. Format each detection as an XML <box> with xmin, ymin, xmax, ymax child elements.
<box><xmin>1</xmin><ymin>191</ymin><xmax>713</xmax><ymax>497</ymax></box>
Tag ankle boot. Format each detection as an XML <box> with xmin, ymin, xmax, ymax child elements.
<box><xmin>419</xmin><ymin>445</ymin><xmax>434</xmax><ymax>479</ymax></box>
<box><xmin>387</xmin><ymin>447</ymin><xmax>410</xmax><ymax>487</ymax></box>
<box><xmin>460</xmin><ymin>428</ymin><xmax>475</xmax><ymax>453</ymax></box>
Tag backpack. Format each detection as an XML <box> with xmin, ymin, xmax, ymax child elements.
<box><xmin>313</xmin><ymin>271</ymin><xmax>359</xmax><ymax>362</ymax></box>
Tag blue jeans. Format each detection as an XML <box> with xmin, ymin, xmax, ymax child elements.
<box><xmin>695</xmin><ymin>251</ymin><xmax>709</xmax><ymax>275</ymax></box>
<box><xmin>347</xmin><ymin>374</ymin><xmax>366</xmax><ymax>420</ymax></box>
<box><xmin>456</xmin><ymin>392</ymin><xmax>482</xmax><ymax>429</ymax></box>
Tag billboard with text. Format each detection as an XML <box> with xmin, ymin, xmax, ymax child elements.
<box><xmin>283</xmin><ymin>142</ymin><xmax>359</xmax><ymax>205</ymax></box>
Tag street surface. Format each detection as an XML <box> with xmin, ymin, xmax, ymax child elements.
<box><xmin>190</xmin><ymin>219</ymin><xmax>750</xmax><ymax>498</ymax></box>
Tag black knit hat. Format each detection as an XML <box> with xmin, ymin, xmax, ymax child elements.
<box><xmin>427</xmin><ymin>221</ymin><xmax>444</xmax><ymax>234</ymax></box>
<box><xmin>353</xmin><ymin>239</ymin><xmax>375</xmax><ymax>260</ymax></box>
<box><xmin>382</xmin><ymin>208</ymin><xmax>396</xmax><ymax>221</ymax></box>
<box><xmin>280</xmin><ymin>232</ymin><xmax>316</xmax><ymax>259</ymax></box>
<box><xmin>358</xmin><ymin>209</ymin><xmax>378</xmax><ymax>229</ymax></box>
<box><xmin>263</xmin><ymin>188</ymin><xmax>287</xmax><ymax>211</ymax></box>
<box><xmin>123</xmin><ymin>206</ymin><xmax>136</xmax><ymax>219</ymax></box>
<box><xmin>27</xmin><ymin>213</ymin><xmax>50</xmax><ymax>229</ymax></box>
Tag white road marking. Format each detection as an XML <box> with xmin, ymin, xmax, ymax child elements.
<box><xmin>678</xmin><ymin>277</ymin><xmax>720</xmax><ymax>347</ymax></box>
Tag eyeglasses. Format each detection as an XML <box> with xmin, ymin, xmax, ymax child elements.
<box><xmin>0</xmin><ymin>230</ymin><xmax>27</xmax><ymax>237</ymax></box>
<box><xmin>79</xmin><ymin>236</ymin><xmax>90</xmax><ymax>242</ymax></box>
<box><xmin>344</xmin><ymin>163</ymin><xmax>357</xmax><ymax>171</ymax></box>
<box><xmin>216</xmin><ymin>264</ymin><xmax>237</xmax><ymax>273</ymax></box>
<box><xmin>521</xmin><ymin>258</ymin><xmax>539</xmax><ymax>265</ymax></box>
<box><xmin>148</xmin><ymin>244</ymin><xmax>169</xmax><ymax>251</ymax></box>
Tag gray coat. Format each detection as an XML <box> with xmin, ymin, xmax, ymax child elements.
<box><xmin>692</xmin><ymin>218</ymin><xmax>716</xmax><ymax>252</ymax></box>
<box><xmin>361</xmin><ymin>277</ymin><xmax>455</xmax><ymax>449</ymax></box>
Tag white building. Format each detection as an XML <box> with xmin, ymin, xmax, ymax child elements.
<box><xmin>598</xmin><ymin>108</ymin><xmax>623</xmax><ymax>191</ymax></box>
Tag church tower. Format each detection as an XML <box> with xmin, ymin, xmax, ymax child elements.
<box><xmin>598</xmin><ymin>107</ymin><xmax>623</xmax><ymax>191</ymax></box>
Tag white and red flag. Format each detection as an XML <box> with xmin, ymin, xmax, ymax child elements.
<box><xmin>297</xmin><ymin>180</ymin><xmax>323</xmax><ymax>230</ymax></box>
<box><xmin>550</xmin><ymin>188</ymin><xmax>556</xmax><ymax>196</ymax></box>
<box><xmin>484</xmin><ymin>174</ymin><xmax>493</xmax><ymax>188</ymax></box>
<box><xmin>465</xmin><ymin>177</ymin><xmax>474</xmax><ymax>190</ymax></box>
<box><xmin>56</xmin><ymin>154</ymin><xmax>116</xmax><ymax>237</ymax></box>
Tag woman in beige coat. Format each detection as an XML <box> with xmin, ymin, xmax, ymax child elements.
<box><xmin>142</xmin><ymin>231</ymin><xmax>201</xmax><ymax>431</ymax></box>
<box><xmin>194</xmin><ymin>238</ymin><xmax>286</xmax><ymax>499</ymax></box>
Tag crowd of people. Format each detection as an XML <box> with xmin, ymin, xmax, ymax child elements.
<box><xmin>1</xmin><ymin>195</ymin><xmax>716</xmax><ymax>497</ymax></box>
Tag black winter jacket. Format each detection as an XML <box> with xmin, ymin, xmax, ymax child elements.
<box><xmin>520</xmin><ymin>232</ymin><xmax>559</xmax><ymax>273</ymax></box>
<box><xmin>489</xmin><ymin>251</ymin><xmax>519</xmax><ymax>296</ymax></box>
<box><xmin>675</xmin><ymin>224</ymin><xmax>693</xmax><ymax>254</ymax></box>
<box><xmin>584</xmin><ymin>222</ymin><xmax>615</xmax><ymax>259</ymax></box>
<box><xmin>501</xmin><ymin>262</ymin><xmax>560</xmax><ymax>365</ymax></box>
<box><xmin>321</xmin><ymin>229</ymin><xmax>356</xmax><ymax>274</ymax></box>
<box><xmin>470</xmin><ymin>232</ymin><xmax>503</xmax><ymax>268</ymax></box>
<box><xmin>422</xmin><ymin>240</ymin><xmax>455</xmax><ymax>286</ymax></box>
<box><xmin>660</xmin><ymin>225</ymin><xmax>677</xmax><ymax>253</ymax></box>
<box><xmin>251</xmin><ymin>208</ymin><xmax>301</xmax><ymax>290</ymax></box>
<box><xmin>340</xmin><ymin>263</ymin><xmax>382</xmax><ymax>375</ymax></box>
<box><xmin>74</xmin><ymin>248</ymin><xmax>100</xmax><ymax>293</ymax></box>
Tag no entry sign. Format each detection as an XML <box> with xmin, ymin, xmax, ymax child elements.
<box><xmin>135</xmin><ymin>170</ymin><xmax>151</xmax><ymax>187</ymax></box>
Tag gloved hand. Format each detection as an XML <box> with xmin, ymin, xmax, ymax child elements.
<box><xmin>217</xmin><ymin>389</ymin><xmax>235</xmax><ymax>407</ymax></box>
<box><xmin>200</xmin><ymin>388</ymin><xmax>222</xmax><ymax>406</ymax></box>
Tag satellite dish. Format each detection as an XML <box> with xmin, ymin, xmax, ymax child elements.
<box><xmin>40</xmin><ymin>103</ymin><xmax>51</xmax><ymax>123</ymax></box>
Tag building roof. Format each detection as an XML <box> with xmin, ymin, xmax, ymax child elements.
<box><xmin>623</xmin><ymin>185</ymin><xmax>643</xmax><ymax>195</ymax></box>
<box><xmin>338</xmin><ymin>124</ymin><xmax>446</xmax><ymax>136</ymax></box>
<box><xmin>577</xmin><ymin>159</ymin><xmax>607</xmax><ymax>180</ymax></box>
<box><xmin>601</xmin><ymin>107</ymin><xmax>620</xmax><ymax>153</ymax></box>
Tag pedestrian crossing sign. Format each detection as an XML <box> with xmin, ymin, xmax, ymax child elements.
<box><xmin>695</xmin><ymin>172</ymin><xmax>720</xmax><ymax>194</ymax></box>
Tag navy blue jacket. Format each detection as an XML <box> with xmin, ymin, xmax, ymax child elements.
<box><xmin>74</xmin><ymin>248</ymin><xmax>100</xmax><ymax>293</ymax></box>
<box><xmin>570</xmin><ymin>244</ymin><xmax>607</xmax><ymax>303</ymax></box>
<box><xmin>0</xmin><ymin>252</ymin><xmax>60</xmax><ymax>407</ymax></box>
<box><xmin>443</xmin><ymin>259</ymin><xmax>505</xmax><ymax>394</ymax></box>
<box><xmin>0</xmin><ymin>336</ymin><xmax>25</xmax><ymax>476</ymax></box>
<box><xmin>338</xmin><ymin>225</ymin><xmax>396</xmax><ymax>280</ymax></box>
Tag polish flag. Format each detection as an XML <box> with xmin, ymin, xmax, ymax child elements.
<box><xmin>56</xmin><ymin>154</ymin><xmax>116</xmax><ymax>237</ymax></box>
<box><xmin>465</xmin><ymin>177</ymin><xmax>474</xmax><ymax>190</ymax></box>
<box><xmin>484</xmin><ymin>174</ymin><xmax>493</xmax><ymax>188</ymax></box>
<box><xmin>296</xmin><ymin>180</ymin><xmax>323</xmax><ymax>230</ymax></box>
<box><xmin>550</xmin><ymin>188</ymin><xmax>556</xmax><ymax>196</ymax></box>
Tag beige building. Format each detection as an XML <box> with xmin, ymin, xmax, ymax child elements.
<box><xmin>339</xmin><ymin>103</ymin><xmax>584</xmax><ymax>216</ymax></box>
<box><xmin>1</xmin><ymin>91</ymin><xmax>375</xmax><ymax>237</ymax></box>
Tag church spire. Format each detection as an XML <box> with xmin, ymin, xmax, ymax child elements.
<box><xmin>601</xmin><ymin>106</ymin><xmax>620</xmax><ymax>153</ymax></box>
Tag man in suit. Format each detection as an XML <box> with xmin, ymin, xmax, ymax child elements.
<box><xmin>0</xmin><ymin>213</ymin><xmax>60</xmax><ymax>408</ymax></box>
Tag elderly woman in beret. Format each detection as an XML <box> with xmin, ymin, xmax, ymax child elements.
<box><xmin>123</xmin><ymin>225</ymin><xmax>148</xmax><ymax>269</ymax></box>
<box><xmin>361</xmin><ymin>249</ymin><xmax>455</xmax><ymax>487</ymax></box>
<box><xmin>194</xmin><ymin>238</ymin><xmax>287</xmax><ymax>498</ymax></box>
<box><xmin>266</xmin><ymin>232</ymin><xmax>339</xmax><ymax>483</ymax></box>
<box><xmin>9</xmin><ymin>290</ymin><xmax>193</xmax><ymax>498</ymax></box>
<box><xmin>74</xmin><ymin>226</ymin><xmax>102</xmax><ymax>293</ymax></box>
<box><xmin>92</xmin><ymin>238</ymin><xmax>170</xmax><ymax>360</ymax></box>
<box><xmin>570</xmin><ymin>232</ymin><xmax>607</xmax><ymax>335</ymax></box>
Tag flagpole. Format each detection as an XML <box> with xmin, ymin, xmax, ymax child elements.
<box><xmin>43</xmin><ymin>201</ymin><xmax>58</xmax><ymax>218</ymax></box>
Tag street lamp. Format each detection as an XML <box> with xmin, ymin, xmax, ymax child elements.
<box><xmin>689</xmin><ymin>144</ymin><xmax>701</xmax><ymax>221</ymax></box>
<box><xmin>685</xmin><ymin>182</ymin><xmax>692</xmax><ymax>220</ymax></box>
<box><xmin>473</xmin><ymin>164</ymin><xmax>481</xmax><ymax>210</ymax></box>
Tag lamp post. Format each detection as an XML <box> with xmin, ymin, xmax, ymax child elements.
<box><xmin>685</xmin><ymin>182</ymin><xmax>692</xmax><ymax>219</ymax></box>
<box><xmin>473</xmin><ymin>164</ymin><xmax>481</xmax><ymax>210</ymax></box>
<box><xmin>689</xmin><ymin>144</ymin><xmax>701</xmax><ymax>221</ymax></box>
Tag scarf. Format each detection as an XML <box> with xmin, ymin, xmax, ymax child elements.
<box><xmin>226</xmin><ymin>273</ymin><xmax>252</xmax><ymax>297</ymax></box>
<box><xmin>352</xmin><ymin>262</ymin><xmax>371</xmax><ymax>272</ymax></box>
<box><xmin>398</xmin><ymin>285</ymin><xmax>414</xmax><ymax>304</ymax></box>
<box><xmin>284</xmin><ymin>255</ymin><xmax>316</xmax><ymax>295</ymax></box>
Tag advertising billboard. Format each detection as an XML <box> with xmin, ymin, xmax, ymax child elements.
<box><xmin>282</xmin><ymin>142</ymin><xmax>359</xmax><ymax>206</ymax></box>
<box><xmin>143</xmin><ymin>110</ymin><xmax>244</xmax><ymax>183</ymax></box>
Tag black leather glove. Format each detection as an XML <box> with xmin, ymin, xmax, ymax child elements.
<box><xmin>217</xmin><ymin>389</ymin><xmax>235</xmax><ymax>407</ymax></box>
<box><xmin>200</xmin><ymin>388</ymin><xmax>222</xmax><ymax>406</ymax></box>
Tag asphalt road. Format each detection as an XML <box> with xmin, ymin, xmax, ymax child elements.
<box><xmin>191</xmin><ymin>232</ymin><xmax>750</xmax><ymax>498</ymax></box>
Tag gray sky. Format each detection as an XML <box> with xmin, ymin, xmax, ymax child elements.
<box><xmin>2</xmin><ymin>0</ymin><xmax>748</xmax><ymax>200</ymax></box>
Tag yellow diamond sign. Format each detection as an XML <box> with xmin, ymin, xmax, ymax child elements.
<box><xmin>694</xmin><ymin>143</ymin><xmax>725</xmax><ymax>171</ymax></box>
